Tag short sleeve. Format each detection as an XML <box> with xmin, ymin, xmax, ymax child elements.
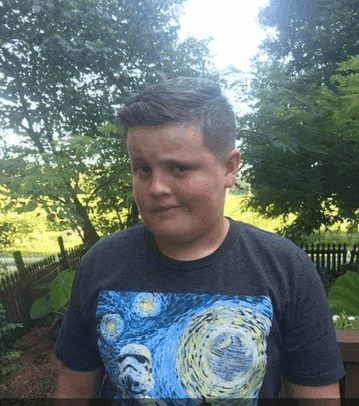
<box><xmin>55</xmin><ymin>265</ymin><xmax>103</xmax><ymax>371</ymax></box>
<box><xmin>280</xmin><ymin>253</ymin><xmax>345</xmax><ymax>385</ymax></box>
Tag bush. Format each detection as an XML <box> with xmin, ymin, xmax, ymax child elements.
<box><xmin>0</xmin><ymin>301</ymin><xmax>23</xmax><ymax>383</ymax></box>
<box><xmin>328</xmin><ymin>271</ymin><xmax>359</xmax><ymax>318</ymax></box>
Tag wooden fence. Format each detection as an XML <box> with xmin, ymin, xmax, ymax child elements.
<box><xmin>0</xmin><ymin>240</ymin><xmax>359</xmax><ymax>325</ymax></box>
<box><xmin>301</xmin><ymin>243</ymin><xmax>359</xmax><ymax>272</ymax></box>
<box><xmin>0</xmin><ymin>237</ymin><xmax>88</xmax><ymax>325</ymax></box>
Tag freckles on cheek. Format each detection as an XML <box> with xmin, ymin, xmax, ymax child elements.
<box><xmin>188</xmin><ymin>174</ymin><xmax>214</xmax><ymax>190</ymax></box>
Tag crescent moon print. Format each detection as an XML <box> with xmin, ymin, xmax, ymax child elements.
<box><xmin>96</xmin><ymin>291</ymin><xmax>272</xmax><ymax>406</ymax></box>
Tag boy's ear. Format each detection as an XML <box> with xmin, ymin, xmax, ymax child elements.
<box><xmin>224</xmin><ymin>149</ymin><xmax>241</xmax><ymax>189</ymax></box>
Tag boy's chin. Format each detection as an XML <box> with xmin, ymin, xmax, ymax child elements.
<box><xmin>148</xmin><ymin>223</ymin><xmax>198</xmax><ymax>242</ymax></box>
<box><xmin>150</xmin><ymin>223</ymin><xmax>213</xmax><ymax>247</ymax></box>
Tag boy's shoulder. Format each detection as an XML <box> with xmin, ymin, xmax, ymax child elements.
<box><xmin>84</xmin><ymin>219</ymin><xmax>306</xmax><ymax>264</ymax></box>
<box><xmin>232</xmin><ymin>218</ymin><xmax>289</xmax><ymax>242</ymax></box>
<box><xmin>85</xmin><ymin>224</ymin><xmax>147</xmax><ymax>258</ymax></box>
<box><xmin>231</xmin><ymin>219</ymin><xmax>306</xmax><ymax>258</ymax></box>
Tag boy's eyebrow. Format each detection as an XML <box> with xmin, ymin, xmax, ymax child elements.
<box><xmin>130</xmin><ymin>156</ymin><xmax>199</xmax><ymax>165</ymax></box>
<box><xmin>162</xmin><ymin>158</ymin><xmax>198</xmax><ymax>166</ymax></box>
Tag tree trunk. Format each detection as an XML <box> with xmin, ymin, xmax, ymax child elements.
<box><xmin>126</xmin><ymin>199</ymin><xmax>139</xmax><ymax>228</ymax></box>
<box><xmin>69</xmin><ymin>185</ymin><xmax>100</xmax><ymax>246</ymax></box>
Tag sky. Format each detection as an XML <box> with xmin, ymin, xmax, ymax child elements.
<box><xmin>178</xmin><ymin>0</ymin><xmax>270</xmax><ymax>72</ymax></box>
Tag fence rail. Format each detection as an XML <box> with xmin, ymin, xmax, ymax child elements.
<box><xmin>301</xmin><ymin>243</ymin><xmax>359</xmax><ymax>272</ymax></box>
<box><xmin>0</xmin><ymin>240</ymin><xmax>358</xmax><ymax>325</ymax></box>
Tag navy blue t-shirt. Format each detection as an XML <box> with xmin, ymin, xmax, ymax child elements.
<box><xmin>56</xmin><ymin>218</ymin><xmax>345</xmax><ymax>404</ymax></box>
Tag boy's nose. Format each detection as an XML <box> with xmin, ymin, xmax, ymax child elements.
<box><xmin>149</xmin><ymin>171</ymin><xmax>171</xmax><ymax>197</ymax></box>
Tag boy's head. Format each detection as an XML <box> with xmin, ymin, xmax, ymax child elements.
<box><xmin>118</xmin><ymin>77</ymin><xmax>236</xmax><ymax>164</ymax></box>
<box><xmin>118</xmin><ymin>77</ymin><xmax>240</xmax><ymax>258</ymax></box>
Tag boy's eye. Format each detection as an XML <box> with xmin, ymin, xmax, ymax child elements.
<box><xmin>141</xmin><ymin>166</ymin><xmax>151</xmax><ymax>173</ymax></box>
<box><xmin>173</xmin><ymin>164</ymin><xmax>190</xmax><ymax>174</ymax></box>
<box><xmin>134</xmin><ymin>165</ymin><xmax>151</xmax><ymax>174</ymax></box>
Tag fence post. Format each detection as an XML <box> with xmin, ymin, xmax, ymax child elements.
<box><xmin>13</xmin><ymin>250</ymin><xmax>32</xmax><ymax>328</ymax></box>
<box><xmin>58</xmin><ymin>236</ymin><xmax>70</xmax><ymax>270</ymax></box>
<box><xmin>350</xmin><ymin>244</ymin><xmax>359</xmax><ymax>267</ymax></box>
<box><xmin>58</xmin><ymin>236</ymin><xmax>66</xmax><ymax>257</ymax></box>
<box><xmin>13</xmin><ymin>251</ymin><xmax>25</xmax><ymax>276</ymax></box>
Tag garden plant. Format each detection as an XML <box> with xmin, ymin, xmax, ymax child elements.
<box><xmin>0</xmin><ymin>301</ymin><xmax>23</xmax><ymax>389</ymax></box>
<box><xmin>30</xmin><ymin>269</ymin><xmax>75</xmax><ymax>323</ymax></box>
<box><xmin>328</xmin><ymin>270</ymin><xmax>359</xmax><ymax>331</ymax></box>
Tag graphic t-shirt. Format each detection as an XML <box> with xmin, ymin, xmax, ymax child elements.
<box><xmin>55</xmin><ymin>218</ymin><xmax>345</xmax><ymax>405</ymax></box>
<box><xmin>97</xmin><ymin>291</ymin><xmax>272</xmax><ymax>403</ymax></box>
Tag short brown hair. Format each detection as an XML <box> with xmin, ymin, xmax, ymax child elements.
<box><xmin>118</xmin><ymin>77</ymin><xmax>236</xmax><ymax>162</ymax></box>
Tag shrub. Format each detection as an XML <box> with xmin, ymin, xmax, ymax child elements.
<box><xmin>328</xmin><ymin>271</ymin><xmax>359</xmax><ymax>318</ymax></box>
<box><xmin>0</xmin><ymin>301</ymin><xmax>23</xmax><ymax>382</ymax></box>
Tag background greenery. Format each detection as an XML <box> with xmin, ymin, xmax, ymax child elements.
<box><xmin>1</xmin><ymin>194</ymin><xmax>358</xmax><ymax>258</ymax></box>
<box><xmin>0</xmin><ymin>0</ymin><xmax>217</xmax><ymax>246</ymax></box>
<box><xmin>1</xmin><ymin>0</ymin><xmax>358</xmax><ymax>266</ymax></box>
<box><xmin>231</xmin><ymin>0</ymin><xmax>359</xmax><ymax>245</ymax></box>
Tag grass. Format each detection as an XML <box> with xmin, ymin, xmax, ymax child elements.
<box><xmin>0</xmin><ymin>202</ymin><xmax>83</xmax><ymax>258</ymax></box>
<box><xmin>224</xmin><ymin>194</ymin><xmax>296</xmax><ymax>233</ymax></box>
<box><xmin>0</xmin><ymin>231</ymin><xmax>82</xmax><ymax>258</ymax></box>
<box><xmin>0</xmin><ymin>230</ymin><xmax>82</xmax><ymax>275</ymax></box>
<box><xmin>224</xmin><ymin>194</ymin><xmax>359</xmax><ymax>247</ymax></box>
<box><xmin>333</xmin><ymin>312</ymin><xmax>359</xmax><ymax>331</ymax></box>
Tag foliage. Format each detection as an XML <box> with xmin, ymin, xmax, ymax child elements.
<box><xmin>224</xmin><ymin>195</ymin><xmax>295</xmax><ymax>233</ymax></box>
<box><xmin>330</xmin><ymin>56</ymin><xmax>359</xmax><ymax>125</ymax></box>
<box><xmin>332</xmin><ymin>311</ymin><xmax>359</xmax><ymax>331</ymax></box>
<box><xmin>0</xmin><ymin>187</ymin><xmax>37</xmax><ymax>246</ymax></box>
<box><xmin>257</xmin><ymin>0</ymin><xmax>359</xmax><ymax>82</ymax></box>
<box><xmin>50</xmin><ymin>269</ymin><xmax>75</xmax><ymax>312</ymax></box>
<box><xmin>235</xmin><ymin>56</ymin><xmax>359</xmax><ymax>244</ymax></box>
<box><xmin>0</xmin><ymin>0</ymin><xmax>216</xmax><ymax>245</ymax></box>
<box><xmin>30</xmin><ymin>297</ymin><xmax>53</xmax><ymax>320</ymax></box>
<box><xmin>0</xmin><ymin>301</ymin><xmax>23</xmax><ymax>379</ymax></box>
<box><xmin>0</xmin><ymin>221</ymin><xmax>15</xmax><ymax>247</ymax></box>
<box><xmin>30</xmin><ymin>269</ymin><xmax>75</xmax><ymax>319</ymax></box>
<box><xmin>232</xmin><ymin>0</ymin><xmax>359</xmax><ymax>244</ymax></box>
<box><xmin>0</xmin><ymin>302</ymin><xmax>23</xmax><ymax>353</ymax></box>
<box><xmin>1</xmin><ymin>350</ymin><xmax>22</xmax><ymax>377</ymax></box>
<box><xmin>328</xmin><ymin>271</ymin><xmax>359</xmax><ymax>318</ymax></box>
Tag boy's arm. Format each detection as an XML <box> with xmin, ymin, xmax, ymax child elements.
<box><xmin>54</xmin><ymin>364</ymin><xmax>101</xmax><ymax>399</ymax></box>
<box><xmin>283</xmin><ymin>379</ymin><xmax>341</xmax><ymax>405</ymax></box>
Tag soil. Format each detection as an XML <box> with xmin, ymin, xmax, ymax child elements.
<box><xmin>0</xmin><ymin>326</ymin><xmax>62</xmax><ymax>398</ymax></box>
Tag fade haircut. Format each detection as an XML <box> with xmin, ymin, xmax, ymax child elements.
<box><xmin>118</xmin><ymin>77</ymin><xmax>237</xmax><ymax>163</ymax></box>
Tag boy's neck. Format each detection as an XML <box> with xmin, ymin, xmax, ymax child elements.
<box><xmin>154</xmin><ymin>217</ymin><xmax>230</xmax><ymax>261</ymax></box>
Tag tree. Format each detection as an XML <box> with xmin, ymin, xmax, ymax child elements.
<box><xmin>237</xmin><ymin>56</ymin><xmax>359</xmax><ymax>244</ymax></box>
<box><xmin>257</xmin><ymin>0</ymin><xmax>359</xmax><ymax>82</ymax></box>
<box><xmin>231</xmin><ymin>0</ymin><xmax>359</xmax><ymax>244</ymax></box>
<box><xmin>0</xmin><ymin>0</ymin><xmax>215</xmax><ymax>245</ymax></box>
<box><xmin>0</xmin><ymin>186</ymin><xmax>41</xmax><ymax>246</ymax></box>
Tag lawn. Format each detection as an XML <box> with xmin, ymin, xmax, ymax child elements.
<box><xmin>224</xmin><ymin>194</ymin><xmax>359</xmax><ymax>246</ymax></box>
<box><xmin>224</xmin><ymin>194</ymin><xmax>296</xmax><ymax>233</ymax></box>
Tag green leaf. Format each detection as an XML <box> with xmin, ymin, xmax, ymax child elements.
<box><xmin>30</xmin><ymin>297</ymin><xmax>53</xmax><ymax>319</ymax></box>
<box><xmin>328</xmin><ymin>271</ymin><xmax>359</xmax><ymax>316</ymax></box>
<box><xmin>50</xmin><ymin>270</ymin><xmax>75</xmax><ymax>311</ymax></box>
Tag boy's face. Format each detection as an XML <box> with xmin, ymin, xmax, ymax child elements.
<box><xmin>127</xmin><ymin>122</ymin><xmax>239</xmax><ymax>247</ymax></box>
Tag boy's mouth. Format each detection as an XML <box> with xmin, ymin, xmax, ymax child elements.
<box><xmin>154</xmin><ymin>205</ymin><xmax>181</xmax><ymax>212</ymax></box>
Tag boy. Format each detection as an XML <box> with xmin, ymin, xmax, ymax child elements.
<box><xmin>55</xmin><ymin>77</ymin><xmax>344</xmax><ymax>404</ymax></box>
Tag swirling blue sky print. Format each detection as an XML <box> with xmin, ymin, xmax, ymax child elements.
<box><xmin>96</xmin><ymin>291</ymin><xmax>273</xmax><ymax>406</ymax></box>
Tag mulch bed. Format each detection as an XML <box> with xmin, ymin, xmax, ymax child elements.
<box><xmin>0</xmin><ymin>326</ymin><xmax>62</xmax><ymax>398</ymax></box>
